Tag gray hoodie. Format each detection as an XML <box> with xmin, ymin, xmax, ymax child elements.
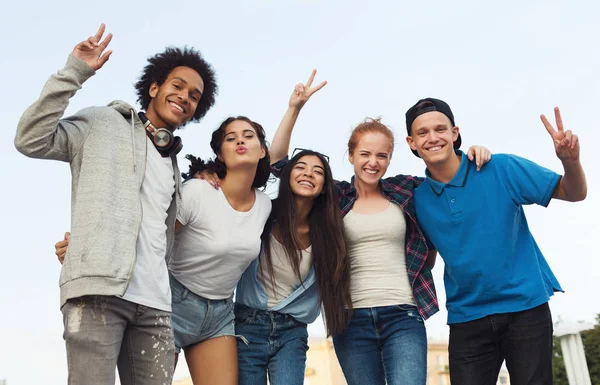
<box><xmin>15</xmin><ymin>54</ymin><xmax>182</xmax><ymax>308</ymax></box>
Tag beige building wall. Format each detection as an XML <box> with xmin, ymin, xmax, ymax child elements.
<box><xmin>304</xmin><ymin>338</ymin><xmax>347</xmax><ymax>385</ymax></box>
<box><xmin>427</xmin><ymin>341</ymin><xmax>451</xmax><ymax>385</ymax></box>
<box><xmin>426</xmin><ymin>340</ymin><xmax>510</xmax><ymax>385</ymax></box>
<box><xmin>173</xmin><ymin>377</ymin><xmax>192</xmax><ymax>385</ymax></box>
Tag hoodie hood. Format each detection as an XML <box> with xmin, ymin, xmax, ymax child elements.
<box><xmin>107</xmin><ymin>100</ymin><xmax>137</xmax><ymax>117</ymax></box>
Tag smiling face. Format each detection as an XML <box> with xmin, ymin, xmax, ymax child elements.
<box><xmin>406</xmin><ymin>111</ymin><xmax>459</xmax><ymax>166</ymax></box>
<box><xmin>218</xmin><ymin>119</ymin><xmax>266</xmax><ymax>169</ymax></box>
<box><xmin>146</xmin><ymin>66</ymin><xmax>204</xmax><ymax>130</ymax></box>
<box><xmin>289</xmin><ymin>155</ymin><xmax>326</xmax><ymax>200</ymax></box>
<box><xmin>348</xmin><ymin>132</ymin><xmax>392</xmax><ymax>187</ymax></box>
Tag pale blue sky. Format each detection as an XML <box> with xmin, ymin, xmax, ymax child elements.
<box><xmin>1</xmin><ymin>0</ymin><xmax>598</xmax><ymax>383</ymax></box>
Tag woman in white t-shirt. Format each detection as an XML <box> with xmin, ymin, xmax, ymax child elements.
<box><xmin>168</xmin><ymin>116</ymin><xmax>273</xmax><ymax>385</ymax></box>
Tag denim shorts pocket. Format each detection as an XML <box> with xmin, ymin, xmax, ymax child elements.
<box><xmin>397</xmin><ymin>304</ymin><xmax>424</xmax><ymax>322</ymax></box>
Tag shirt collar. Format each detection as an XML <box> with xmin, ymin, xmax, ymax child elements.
<box><xmin>425</xmin><ymin>151</ymin><xmax>470</xmax><ymax>195</ymax></box>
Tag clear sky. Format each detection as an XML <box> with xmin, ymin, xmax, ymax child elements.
<box><xmin>1</xmin><ymin>0</ymin><xmax>598</xmax><ymax>383</ymax></box>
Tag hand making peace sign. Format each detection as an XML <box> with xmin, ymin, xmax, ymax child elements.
<box><xmin>540</xmin><ymin>107</ymin><xmax>580</xmax><ymax>163</ymax></box>
<box><xmin>71</xmin><ymin>23</ymin><xmax>113</xmax><ymax>71</ymax></box>
<box><xmin>289</xmin><ymin>69</ymin><xmax>327</xmax><ymax>109</ymax></box>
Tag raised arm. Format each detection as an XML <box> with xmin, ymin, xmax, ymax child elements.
<box><xmin>541</xmin><ymin>107</ymin><xmax>587</xmax><ymax>202</ymax></box>
<box><xmin>269</xmin><ymin>70</ymin><xmax>327</xmax><ymax>164</ymax></box>
<box><xmin>14</xmin><ymin>24</ymin><xmax>113</xmax><ymax>161</ymax></box>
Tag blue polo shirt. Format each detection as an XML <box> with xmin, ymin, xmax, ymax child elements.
<box><xmin>415</xmin><ymin>151</ymin><xmax>563</xmax><ymax>324</ymax></box>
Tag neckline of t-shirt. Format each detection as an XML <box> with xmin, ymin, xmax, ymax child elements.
<box><xmin>348</xmin><ymin>201</ymin><xmax>393</xmax><ymax>217</ymax></box>
<box><xmin>219</xmin><ymin>188</ymin><xmax>260</xmax><ymax>216</ymax></box>
<box><xmin>271</xmin><ymin>233</ymin><xmax>312</xmax><ymax>254</ymax></box>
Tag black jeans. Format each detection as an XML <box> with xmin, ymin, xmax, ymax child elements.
<box><xmin>448</xmin><ymin>302</ymin><xmax>553</xmax><ymax>385</ymax></box>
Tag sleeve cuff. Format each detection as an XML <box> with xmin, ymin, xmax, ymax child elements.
<box><xmin>65</xmin><ymin>54</ymin><xmax>96</xmax><ymax>84</ymax></box>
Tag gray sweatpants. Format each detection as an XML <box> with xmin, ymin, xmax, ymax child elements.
<box><xmin>61</xmin><ymin>295</ymin><xmax>175</xmax><ymax>385</ymax></box>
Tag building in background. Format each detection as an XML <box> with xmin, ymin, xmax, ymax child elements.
<box><xmin>428</xmin><ymin>340</ymin><xmax>510</xmax><ymax>385</ymax></box>
<box><xmin>304</xmin><ymin>338</ymin><xmax>346</xmax><ymax>385</ymax></box>
<box><xmin>428</xmin><ymin>341</ymin><xmax>451</xmax><ymax>385</ymax></box>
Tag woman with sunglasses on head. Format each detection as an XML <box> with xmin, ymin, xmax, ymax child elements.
<box><xmin>269</xmin><ymin>76</ymin><xmax>491</xmax><ymax>385</ymax></box>
<box><xmin>234</xmin><ymin>147</ymin><xmax>351</xmax><ymax>385</ymax></box>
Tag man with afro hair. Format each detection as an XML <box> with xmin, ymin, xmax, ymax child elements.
<box><xmin>15</xmin><ymin>24</ymin><xmax>217</xmax><ymax>384</ymax></box>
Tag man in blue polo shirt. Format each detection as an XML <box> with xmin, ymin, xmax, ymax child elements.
<box><xmin>404</xmin><ymin>98</ymin><xmax>587</xmax><ymax>385</ymax></box>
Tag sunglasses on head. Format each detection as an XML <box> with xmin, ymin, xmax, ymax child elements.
<box><xmin>291</xmin><ymin>148</ymin><xmax>330</xmax><ymax>164</ymax></box>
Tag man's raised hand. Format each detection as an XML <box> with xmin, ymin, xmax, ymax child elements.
<box><xmin>540</xmin><ymin>107</ymin><xmax>580</xmax><ymax>163</ymax></box>
<box><xmin>72</xmin><ymin>23</ymin><xmax>113</xmax><ymax>71</ymax></box>
<box><xmin>289</xmin><ymin>69</ymin><xmax>327</xmax><ymax>109</ymax></box>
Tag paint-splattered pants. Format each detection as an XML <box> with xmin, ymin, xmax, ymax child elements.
<box><xmin>61</xmin><ymin>295</ymin><xmax>175</xmax><ymax>385</ymax></box>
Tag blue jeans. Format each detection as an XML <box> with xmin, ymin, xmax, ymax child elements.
<box><xmin>333</xmin><ymin>304</ymin><xmax>427</xmax><ymax>385</ymax></box>
<box><xmin>234</xmin><ymin>303</ymin><xmax>309</xmax><ymax>385</ymax></box>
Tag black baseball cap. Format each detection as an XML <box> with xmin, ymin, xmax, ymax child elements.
<box><xmin>405</xmin><ymin>97</ymin><xmax>462</xmax><ymax>158</ymax></box>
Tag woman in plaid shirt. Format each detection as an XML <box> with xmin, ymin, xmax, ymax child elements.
<box><xmin>270</xmin><ymin>71</ymin><xmax>490</xmax><ymax>385</ymax></box>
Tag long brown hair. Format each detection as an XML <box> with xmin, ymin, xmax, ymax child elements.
<box><xmin>260</xmin><ymin>150</ymin><xmax>352</xmax><ymax>336</ymax></box>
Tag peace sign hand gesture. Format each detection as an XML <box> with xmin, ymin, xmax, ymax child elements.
<box><xmin>71</xmin><ymin>23</ymin><xmax>113</xmax><ymax>71</ymax></box>
<box><xmin>289</xmin><ymin>69</ymin><xmax>327</xmax><ymax>109</ymax></box>
<box><xmin>540</xmin><ymin>107</ymin><xmax>580</xmax><ymax>163</ymax></box>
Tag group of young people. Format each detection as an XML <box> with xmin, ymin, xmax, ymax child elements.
<box><xmin>15</xmin><ymin>24</ymin><xmax>587</xmax><ymax>385</ymax></box>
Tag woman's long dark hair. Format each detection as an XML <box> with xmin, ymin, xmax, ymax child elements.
<box><xmin>182</xmin><ymin>116</ymin><xmax>271</xmax><ymax>188</ymax></box>
<box><xmin>261</xmin><ymin>150</ymin><xmax>352</xmax><ymax>336</ymax></box>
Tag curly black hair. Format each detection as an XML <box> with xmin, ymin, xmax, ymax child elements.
<box><xmin>135</xmin><ymin>47</ymin><xmax>218</xmax><ymax>123</ymax></box>
<box><xmin>181</xmin><ymin>116</ymin><xmax>271</xmax><ymax>189</ymax></box>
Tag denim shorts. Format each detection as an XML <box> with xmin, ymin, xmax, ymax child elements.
<box><xmin>170</xmin><ymin>274</ymin><xmax>235</xmax><ymax>353</ymax></box>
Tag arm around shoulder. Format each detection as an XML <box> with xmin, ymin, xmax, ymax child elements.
<box><xmin>425</xmin><ymin>249</ymin><xmax>437</xmax><ymax>269</ymax></box>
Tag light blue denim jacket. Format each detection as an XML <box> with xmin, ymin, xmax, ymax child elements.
<box><xmin>236</xmin><ymin>249</ymin><xmax>320</xmax><ymax>325</ymax></box>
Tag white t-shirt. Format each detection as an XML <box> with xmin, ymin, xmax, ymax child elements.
<box><xmin>344</xmin><ymin>202</ymin><xmax>415</xmax><ymax>308</ymax></box>
<box><xmin>169</xmin><ymin>179</ymin><xmax>272</xmax><ymax>299</ymax></box>
<box><xmin>258</xmin><ymin>235</ymin><xmax>313</xmax><ymax>308</ymax></box>
<box><xmin>122</xmin><ymin>138</ymin><xmax>175</xmax><ymax>311</ymax></box>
